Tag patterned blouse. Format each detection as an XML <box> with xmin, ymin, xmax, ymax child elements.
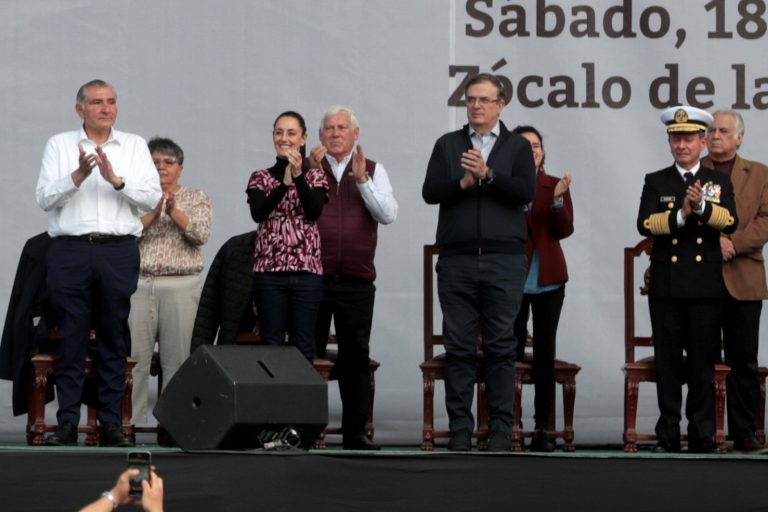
<box><xmin>138</xmin><ymin>186</ymin><xmax>213</xmax><ymax>276</ymax></box>
<box><xmin>247</xmin><ymin>167</ymin><xmax>328</xmax><ymax>275</ymax></box>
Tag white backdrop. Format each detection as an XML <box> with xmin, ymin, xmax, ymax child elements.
<box><xmin>2</xmin><ymin>0</ymin><xmax>767</xmax><ymax>445</ymax></box>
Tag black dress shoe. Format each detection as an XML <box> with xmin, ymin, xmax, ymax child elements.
<box><xmin>652</xmin><ymin>439</ymin><xmax>681</xmax><ymax>453</ymax></box>
<box><xmin>343</xmin><ymin>434</ymin><xmax>380</xmax><ymax>451</ymax></box>
<box><xmin>733</xmin><ymin>434</ymin><xmax>767</xmax><ymax>453</ymax></box>
<box><xmin>486</xmin><ymin>431</ymin><xmax>512</xmax><ymax>452</ymax></box>
<box><xmin>45</xmin><ymin>422</ymin><xmax>77</xmax><ymax>446</ymax></box>
<box><xmin>529</xmin><ymin>430</ymin><xmax>555</xmax><ymax>452</ymax></box>
<box><xmin>687</xmin><ymin>438</ymin><xmax>717</xmax><ymax>454</ymax></box>
<box><xmin>447</xmin><ymin>430</ymin><xmax>472</xmax><ymax>451</ymax></box>
<box><xmin>99</xmin><ymin>423</ymin><xmax>134</xmax><ymax>447</ymax></box>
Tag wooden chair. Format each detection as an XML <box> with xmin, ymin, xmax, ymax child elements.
<box><xmin>623</xmin><ymin>237</ymin><xmax>729</xmax><ymax>452</ymax></box>
<box><xmin>233</xmin><ymin>332</ymin><xmax>379</xmax><ymax>448</ymax></box>
<box><xmin>26</xmin><ymin>329</ymin><xmax>136</xmax><ymax>446</ymax></box>
<box><xmin>421</xmin><ymin>244</ymin><xmax>581</xmax><ymax>451</ymax></box>
<box><xmin>512</xmin><ymin>335</ymin><xmax>581</xmax><ymax>452</ymax></box>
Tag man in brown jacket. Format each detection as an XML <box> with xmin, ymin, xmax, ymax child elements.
<box><xmin>703</xmin><ymin>109</ymin><xmax>768</xmax><ymax>453</ymax></box>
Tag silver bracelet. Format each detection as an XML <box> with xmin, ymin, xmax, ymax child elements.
<box><xmin>101</xmin><ymin>491</ymin><xmax>118</xmax><ymax>509</ymax></box>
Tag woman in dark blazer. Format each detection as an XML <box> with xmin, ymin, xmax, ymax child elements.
<box><xmin>512</xmin><ymin>125</ymin><xmax>574</xmax><ymax>452</ymax></box>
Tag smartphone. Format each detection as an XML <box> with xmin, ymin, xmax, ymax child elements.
<box><xmin>127</xmin><ymin>450</ymin><xmax>152</xmax><ymax>497</ymax></box>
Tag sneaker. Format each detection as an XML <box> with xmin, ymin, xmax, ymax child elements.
<box><xmin>447</xmin><ymin>430</ymin><xmax>472</xmax><ymax>451</ymax></box>
<box><xmin>45</xmin><ymin>422</ymin><xmax>77</xmax><ymax>446</ymax></box>
<box><xmin>99</xmin><ymin>423</ymin><xmax>134</xmax><ymax>447</ymax></box>
<box><xmin>529</xmin><ymin>430</ymin><xmax>555</xmax><ymax>452</ymax></box>
<box><xmin>486</xmin><ymin>431</ymin><xmax>512</xmax><ymax>452</ymax></box>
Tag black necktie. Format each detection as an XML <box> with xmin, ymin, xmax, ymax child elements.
<box><xmin>684</xmin><ymin>172</ymin><xmax>694</xmax><ymax>186</ymax></box>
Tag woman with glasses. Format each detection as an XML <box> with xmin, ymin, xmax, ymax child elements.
<box><xmin>246</xmin><ymin>111</ymin><xmax>329</xmax><ymax>360</ymax></box>
<box><xmin>511</xmin><ymin>125</ymin><xmax>574</xmax><ymax>452</ymax></box>
<box><xmin>128</xmin><ymin>137</ymin><xmax>213</xmax><ymax>433</ymax></box>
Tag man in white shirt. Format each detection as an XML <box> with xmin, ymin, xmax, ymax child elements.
<box><xmin>309</xmin><ymin>106</ymin><xmax>398</xmax><ymax>450</ymax></box>
<box><xmin>36</xmin><ymin>79</ymin><xmax>161</xmax><ymax>446</ymax></box>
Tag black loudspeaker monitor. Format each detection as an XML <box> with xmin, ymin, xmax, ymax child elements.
<box><xmin>153</xmin><ymin>345</ymin><xmax>328</xmax><ymax>450</ymax></box>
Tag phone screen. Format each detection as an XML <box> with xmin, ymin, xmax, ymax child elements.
<box><xmin>127</xmin><ymin>451</ymin><xmax>152</xmax><ymax>497</ymax></box>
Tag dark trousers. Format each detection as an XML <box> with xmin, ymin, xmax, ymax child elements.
<box><xmin>315</xmin><ymin>279</ymin><xmax>375</xmax><ymax>439</ymax></box>
<box><xmin>513</xmin><ymin>285</ymin><xmax>565</xmax><ymax>430</ymax></box>
<box><xmin>253</xmin><ymin>271</ymin><xmax>323</xmax><ymax>361</ymax></box>
<box><xmin>649</xmin><ymin>296</ymin><xmax>721</xmax><ymax>443</ymax></box>
<box><xmin>722</xmin><ymin>292</ymin><xmax>763</xmax><ymax>439</ymax></box>
<box><xmin>437</xmin><ymin>253</ymin><xmax>526</xmax><ymax>434</ymax></box>
<box><xmin>46</xmin><ymin>238</ymin><xmax>139</xmax><ymax>426</ymax></box>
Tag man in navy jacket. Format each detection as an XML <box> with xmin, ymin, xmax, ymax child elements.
<box><xmin>423</xmin><ymin>73</ymin><xmax>536</xmax><ymax>451</ymax></box>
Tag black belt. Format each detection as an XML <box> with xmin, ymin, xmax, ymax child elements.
<box><xmin>56</xmin><ymin>234</ymin><xmax>136</xmax><ymax>244</ymax></box>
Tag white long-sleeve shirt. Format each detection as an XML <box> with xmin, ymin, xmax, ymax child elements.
<box><xmin>36</xmin><ymin>127</ymin><xmax>162</xmax><ymax>237</ymax></box>
<box><xmin>324</xmin><ymin>152</ymin><xmax>398</xmax><ymax>224</ymax></box>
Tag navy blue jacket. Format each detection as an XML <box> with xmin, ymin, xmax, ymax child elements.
<box><xmin>422</xmin><ymin>122</ymin><xmax>535</xmax><ymax>257</ymax></box>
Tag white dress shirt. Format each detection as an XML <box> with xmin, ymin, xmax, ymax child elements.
<box><xmin>324</xmin><ymin>152</ymin><xmax>398</xmax><ymax>225</ymax></box>
<box><xmin>36</xmin><ymin>127</ymin><xmax>162</xmax><ymax>237</ymax></box>
<box><xmin>674</xmin><ymin>161</ymin><xmax>705</xmax><ymax>227</ymax></box>
<box><xmin>469</xmin><ymin>122</ymin><xmax>500</xmax><ymax>161</ymax></box>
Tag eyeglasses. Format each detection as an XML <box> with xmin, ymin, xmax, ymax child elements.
<box><xmin>465</xmin><ymin>96</ymin><xmax>500</xmax><ymax>106</ymax></box>
<box><xmin>153</xmin><ymin>158</ymin><xmax>179</xmax><ymax>166</ymax></box>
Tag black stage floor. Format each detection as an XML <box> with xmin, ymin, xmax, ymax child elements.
<box><xmin>1</xmin><ymin>444</ymin><xmax>767</xmax><ymax>512</ymax></box>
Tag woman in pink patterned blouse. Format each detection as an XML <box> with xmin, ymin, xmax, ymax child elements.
<box><xmin>128</xmin><ymin>137</ymin><xmax>213</xmax><ymax>427</ymax></box>
<box><xmin>246</xmin><ymin>111</ymin><xmax>329</xmax><ymax>360</ymax></box>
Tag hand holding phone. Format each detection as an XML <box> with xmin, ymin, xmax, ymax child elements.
<box><xmin>127</xmin><ymin>450</ymin><xmax>152</xmax><ymax>497</ymax></box>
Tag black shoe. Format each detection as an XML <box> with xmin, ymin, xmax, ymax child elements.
<box><xmin>733</xmin><ymin>434</ymin><xmax>767</xmax><ymax>454</ymax></box>
<box><xmin>529</xmin><ymin>430</ymin><xmax>555</xmax><ymax>452</ymax></box>
<box><xmin>687</xmin><ymin>438</ymin><xmax>716</xmax><ymax>454</ymax></box>
<box><xmin>486</xmin><ymin>431</ymin><xmax>512</xmax><ymax>452</ymax></box>
<box><xmin>343</xmin><ymin>434</ymin><xmax>381</xmax><ymax>451</ymax></box>
<box><xmin>45</xmin><ymin>422</ymin><xmax>77</xmax><ymax>446</ymax></box>
<box><xmin>447</xmin><ymin>430</ymin><xmax>472</xmax><ymax>451</ymax></box>
<box><xmin>652</xmin><ymin>439</ymin><xmax>681</xmax><ymax>453</ymax></box>
<box><xmin>99</xmin><ymin>423</ymin><xmax>134</xmax><ymax>447</ymax></box>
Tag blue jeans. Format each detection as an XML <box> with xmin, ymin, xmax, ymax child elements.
<box><xmin>252</xmin><ymin>272</ymin><xmax>323</xmax><ymax>360</ymax></box>
<box><xmin>437</xmin><ymin>253</ymin><xmax>526</xmax><ymax>433</ymax></box>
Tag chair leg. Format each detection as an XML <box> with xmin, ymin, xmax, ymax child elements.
<box><xmin>27</xmin><ymin>364</ymin><xmax>50</xmax><ymax>446</ymax></box>
<box><xmin>623</xmin><ymin>376</ymin><xmax>640</xmax><ymax>453</ymax></box>
<box><xmin>422</xmin><ymin>374</ymin><xmax>436</xmax><ymax>451</ymax></box>
<box><xmin>756</xmin><ymin>374</ymin><xmax>766</xmax><ymax>445</ymax></box>
<box><xmin>713</xmin><ymin>368</ymin><xmax>728</xmax><ymax>452</ymax></box>
<box><xmin>365</xmin><ymin>366</ymin><xmax>376</xmax><ymax>439</ymax></box>
<box><xmin>476</xmin><ymin>382</ymin><xmax>489</xmax><ymax>450</ymax></box>
<box><xmin>85</xmin><ymin>406</ymin><xmax>98</xmax><ymax>446</ymax></box>
<box><xmin>121</xmin><ymin>362</ymin><xmax>135</xmax><ymax>440</ymax></box>
<box><xmin>512</xmin><ymin>370</ymin><xmax>524</xmax><ymax>452</ymax></box>
<box><xmin>561</xmin><ymin>375</ymin><xmax>577</xmax><ymax>452</ymax></box>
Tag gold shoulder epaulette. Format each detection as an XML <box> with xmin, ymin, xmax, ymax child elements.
<box><xmin>707</xmin><ymin>204</ymin><xmax>735</xmax><ymax>231</ymax></box>
<box><xmin>643</xmin><ymin>211</ymin><xmax>671</xmax><ymax>235</ymax></box>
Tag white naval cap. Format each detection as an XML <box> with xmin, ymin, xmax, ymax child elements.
<box><xmin>660</xmin><ymin>105</ymin><xmax>713</xmax><ymax>133</ymax></box>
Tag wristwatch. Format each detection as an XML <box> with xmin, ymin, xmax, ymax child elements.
<box><xmin>482</xmin><ymin>167</ymin><xmax>496</xmax><ymax>185</ymax></box>
<box><xmin>114</xmin><ymin>177</ymin><xmax>126</xmax><ymax>191</ymax></box>
<box><xmin>101</xmin><ymin>491</ymin><xmax>118</xmax><ymax>509</ymax></box>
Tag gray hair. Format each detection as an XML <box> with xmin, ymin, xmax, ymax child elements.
<box><xmin>712</xmin><ymin>109</ymin><xmax>745</xmax><ymax>136</ymax></box>
<box><xmin>321</xmin><ymin>106</ymin><xmax>359</xmax><ymax>130</ymax></box>
<box><xmin>76</xmin><ymin>79</ymin><xmax>116</xmax><ymax>106</ymax></box>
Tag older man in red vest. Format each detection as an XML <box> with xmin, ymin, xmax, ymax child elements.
<box><xmin>309</xmin><ymin>106</ymin><xmax>398</xmax><ymax>450</ymax></box>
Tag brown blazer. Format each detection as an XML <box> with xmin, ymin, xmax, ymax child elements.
<box><xmin>702</xmin><ymin>154</ymin><xmax>768</xmax><ymax>300</ymax></box>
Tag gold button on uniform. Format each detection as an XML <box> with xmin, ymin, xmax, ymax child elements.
<box><xmin>696</xmin><ymin>238</ymin><xmax>703</xmax><ymax>245</ymax></box>
<box><xmin>671</xmin><ymin>256</ymin><xmax>678</xmax><ymax>263</ymax></box>
<box><xmin>672</xmin><ymin>238</ymin><xmax>678</xmax><ymax>245</ymax></box>
<box><xmin>696</xmin><ymin>255</ymin><xmax>702</xmax><ymax>262</ymax></box>
<box><xmin>668</xmin><ymin>202</ymin><xmax>674</xmax><ymax>209</ymax></box>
